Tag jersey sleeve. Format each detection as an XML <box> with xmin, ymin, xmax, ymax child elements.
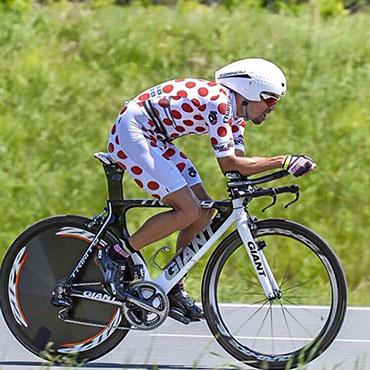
<box><xmin>206</xmin><ymin>96</ymin><xmax>236</xmax><ymax>158</ymax></box>
<box><xmin>231</xmin><ymin>118</ymin><xmax>246</xmax><ymax>153</ymax></box>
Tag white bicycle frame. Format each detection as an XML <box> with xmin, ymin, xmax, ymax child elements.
<box><xmin>130</xmin><ymin>198</ymin><xmax>280</xmax><ymax>299</ymax></box>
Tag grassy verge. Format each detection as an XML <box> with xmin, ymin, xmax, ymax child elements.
<box><xmin>0</xmin><ymin>3</ymin><xmax>369</xmax><ymax>305</ymax></box>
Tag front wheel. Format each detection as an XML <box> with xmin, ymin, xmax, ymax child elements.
<box><xmin>0</xmin><ymin>215</ymin><xmax>130</xmax><ymax>363</ymax></box>
<box><xmin>202</xmin><ymin>219</ymin><xmax>347</xmax><ymax>369</ymax></box>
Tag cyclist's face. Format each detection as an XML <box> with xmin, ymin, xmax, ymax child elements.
<box><xmin>248</xmin><ymin>100</ymin><xmax>276</xmax><ymax>125</ymax></box>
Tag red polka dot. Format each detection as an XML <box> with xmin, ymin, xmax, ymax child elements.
<box><xmin>211</xmin><ymin>137</ymin><xmax>218</xmax><ymax>146</ymax></box>
<box><xmin>241</xmin><ymin>121</ymin><xmax>246</xmax><ymax>128</ymax></box>
<box><xmin>220</xmin><ymin>88</ymin><xmax>227</xmax><ymax>95</ymax></box>
<box><xmin>138</xmin><ymin>93</ymin><xmax>150</xmax><ymax>101</ymax></box>
<box><xmin>217</xmin><ymin>127</ymin><xmax>227</xmax><ymax>137</ymax></box>
<box><xmin>152</xmin><ymin>194</ymin><xmax>161</xmax><ymax>200</ymax></box>
<box><xmin>211</xmin><ymin>95</ymin><xmax>220</xmax><ymax>101</ymax></box>
<box><xmin>148</xmin><ymin>181</ymin><xmax>160</xmax><ymax>190</ymax></box>
<box><xmin>120</xmin><ymin>106</ymin><xmax>127</xmax><ymax>114</ymax></box>
<box><xmin>134</xmin><ymin>179</ymin><xmax>143</xmax><ymax>188</ymax></box>
<box><xmin>171</xmin><ymin>110</ymin><xmax>182</xmax><ymax>119</ymax></box>
<box><xmin>176</xmin><ymin>126</ymin><xmax>185</xmax><ymax>132</ymax></box>
<box><xmin>170</xmin><ymin>133</ymin><xmax>179</xmax><ymax>139</ymax></box>
<box><xmin>180</xmin><ymin>151</ymin><xmax>187</xmax><ymax>159</ymax></box>
<box><xmin>137</xmin><ymin>102</ymin><xmax>144</xmax><ymax>107</ymax></box>
<box><xmin>228</xmin><ymin>120</ymin><xmax>232</xmax><ymax>126</ymax></box>
<box><xmin>232</xmin><ymin>125</ymin><xmax>239</xmax><ymax>133</ymax></box>
<box><xmin>111</xmin><ymin>125</ymin><xmax>116</xmax><ymax>135</ymax></box>
<box><xmin>117</xmin><ymin>150</ymin><xmax>127</xmax><ymax>159</ymax></box>
<box><xmin>181</xmin><ymin>103</ymin><xmax>193</xmax><ymax>113</ymax></box>
<box><xmin>175</xmin><ymin>78</ymin><xmax>185</xmax><ymax>82</ymax></box>
<box><xmin>198</xmin><ymin>104</ymin><xmax>207</xmax><ymax>112</ymax></box>
<box><xmin>207</xmin><ymin>81</ymin><xmax>217</xmax><ymax>86</ymax></box>
<box><xmin>183</xmin><ymin>120</ymin><xmax>194</xmax><ymax>126</ymax></box>
<box><xmin>186</xmin><ymin>81</ymin><xmax>196</xmax><ymax>88</ymax></box>
<box><xmin>162</xmin><ymin>153</ymin><xmax>170</xmax><ymax>160</ymax></box>
<box><xmin>172</xmin><ymin>96</ymin><xmax>181</xmax><ymax>101</ymax></box>
<box><xmin>218</xmin><ymin>103</ymin><xmax>227</xmax><ymax>115</ymax></box>
<box><xmin>115</xmin><ymin>136</ymin><xmax>120</xmax><ymax>145</ymax></box>
<box><xmin>131</xmin><ymin>166</ymin><xmax>143</xmax><ymax>175</ymax></box>
<box><xmin>195</xmin><ymin>127</ymin><xmax>206</xmax><ymax>133</ymax></box>
<box><xmin>193</xmin><ymin>114</ymin><xmax>203</xmax><ymax>121</ymax></box>
<box><xmin>177</xmin><ymin>90</ymin><xmax>188</xmax><ymax>98</ymax></box>
<box><xmin>239</xmin><ymin>134</ymin><xmax>244</xmax><ymax>139</ymax></box>
<box><xmin>176</xmin><ymin>163</ymin><xmax>186</xmax><ymax>172</ymax></box>
<box><xmin>150</xmin><ymin>141</ymin><xmax>157</xmax><ymax>147</ymax></box>
<box><xmin>164</xmin><ymin>148</ymin><xmax>176</xmax><ymax>157</ymax></box>
<box><xmin>108</xmin><ymin>143</ymin><xmax>114</xmax><ymax>153</ymax></box>
<box><xmin>148</xmin><ymin>119</ymin><xmax>155</xmax><ymax>127</ymax></box>
<box><xmin>163</xmin><ymin>118</ymin><xmax>172</xmax><ymax>126</ymax></box>
<box><xmin>191</xmin><ymin>98</ymin><xmax>200</xmax><ymax>107</ymax></box>
<box><xmin>163</xmin><ymin>84</ymin><xmax>174</xmax><ymax>93</ymax></box>
<box><xmin>198</xmin><ymin>87</ymin><xmax>209</xmax><ymax>97</ymax></box>
<box><xmin>159</xmin><ymin>98</ymin><xmax>169</xmax><ymax>108</ymax></box>
<box><xmin>117</xmin><ymin>162</ymin><xmax>126</xmax><ymax>170</ymax></box>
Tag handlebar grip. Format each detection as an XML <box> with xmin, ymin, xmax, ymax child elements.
<box><xmin>275</xmin><ymin>184</ymin><xmax>300</xmax><ymax>194</ymax></box>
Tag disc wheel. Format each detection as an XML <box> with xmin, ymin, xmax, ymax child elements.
<box><xmin>0</xmin><ymin>215</ymin><xmax>130</xmax><ymax>363</ymax></box>
<box><xmin>202</xmin><ymin>219</ymin><xmax>347</xmax><ymax>369</ymax></box>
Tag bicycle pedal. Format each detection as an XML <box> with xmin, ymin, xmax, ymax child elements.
<box><xmin>168</xmin><ymin>308</ymin><xmax>191</xmax><ymax>325</ymax></box>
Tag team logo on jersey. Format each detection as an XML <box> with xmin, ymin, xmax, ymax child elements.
<box><xmin>223</xmin><ymin>103</ymin><xmax>232</xmax><ymax>124</ymax></box>
<box><xmin>188</xmin><ymin>166</ymin><xmax>197</xmax><ymax>178</ymax></box>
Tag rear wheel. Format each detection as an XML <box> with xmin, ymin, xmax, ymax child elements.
<box><xmin>202</xmin><ymin>219</ymin><xmax>347</xmax><ymax>369</ymax></box>
<box><xmin>0</xmin><ymin>215</ymin><xmax>130</xmax><ymax>363</ymax></box>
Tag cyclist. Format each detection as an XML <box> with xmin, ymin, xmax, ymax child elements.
<box><xmin>99</xmin><ymin>58</ymin><xmax>316</xmax><ymax>322</ymax></box>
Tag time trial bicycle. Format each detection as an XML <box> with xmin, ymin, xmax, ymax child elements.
<box><xmin>0</xmin><ymin>152</ymin><xmax>347</xmax><ymax>369</ymax></box>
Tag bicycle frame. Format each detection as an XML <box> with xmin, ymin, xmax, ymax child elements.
<box><xmin>64</xmin><ymin>156</ymin><xmax>280</xmax><ymax>300</ymax></box>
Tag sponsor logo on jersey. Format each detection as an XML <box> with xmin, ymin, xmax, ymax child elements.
<box><xmin>234</xmin><ymin>137</ymin><xmax>244</xmax><ymax>146</ymax></box>
<box><xmin>223</xmin><ymin>103</ymin><xmax>232</xmax><ymax>124</ymax></box>
<box><xmin>208</xmin><ymin>111</ymin><xmax>217</xmax><ymax>124</ymax></box>
<box><xmin>150</xmin><ymin>86</ymin><xmax>163</xmax><ymax>98</ymax></box>
<box><xmin>213</xmin><ymin>141</ymin><xmax>234</xmax><ymax>152</ymax></box>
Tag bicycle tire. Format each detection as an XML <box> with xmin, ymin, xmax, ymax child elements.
<box><xmin>202</xmin><ymin>219</ymin><xmax>347</xmax><ymax>369</ymax></box>
<box><xmin>0</xmin><ymin>215</ymin><xmax>130</xmax><ymax>363</ymax></box>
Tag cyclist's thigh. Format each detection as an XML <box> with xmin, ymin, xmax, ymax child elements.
<box><xmin>162</xmin><ymin>142</ymin><xmax>203</xmax><ymax>188</ymax></box>
<box><xmin>108</xmin><ymin>113</ymin><xmax>187</xmax><ymax>200</ymax></box>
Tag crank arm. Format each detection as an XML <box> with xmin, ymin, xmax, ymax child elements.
<box><xmin>125</xmin><ymin>294</ymin><xmax>167</xmax><ymax>318</ymax></box>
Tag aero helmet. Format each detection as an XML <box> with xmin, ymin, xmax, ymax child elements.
<box><xmin>215</xmin><ymin>58</ymin><xmax>287</xmax><ymax>101</ymax></box>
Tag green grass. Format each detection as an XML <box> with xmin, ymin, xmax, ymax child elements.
<box><xmin>0</xmin><ymin>3</ymin><xmax>369</xmax><ymax>305</ymax></box>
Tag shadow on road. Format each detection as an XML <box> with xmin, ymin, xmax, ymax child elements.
<box><xmin>0</xmin><ymin>361</ymin><xmax>236</xmax><ymax>369</ymax></box>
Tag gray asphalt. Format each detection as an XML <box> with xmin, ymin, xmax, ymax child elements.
<box><xmin>0</xmin><ymin>305</ymin><xmax>369</xmax><ymax>370</ymax></box>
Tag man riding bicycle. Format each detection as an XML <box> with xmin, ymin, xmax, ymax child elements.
<box><xmin>99</xmin><ymin>58</ymin><xmax>316</xmax><ymax>322</ymax></box>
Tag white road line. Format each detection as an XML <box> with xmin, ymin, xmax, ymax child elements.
<box><xmin>217</xmin><ymin>303</ymin><xmax>370</xmax><ymax>311</ymax></box>
<box><xmin>149</xmin><ymin>333</ymin><xmax>370</xmax><ymax>344</ymax></box>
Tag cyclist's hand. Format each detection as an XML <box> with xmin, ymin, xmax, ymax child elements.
<box><xmin>283</xmin><ymin>155</ymin><xmax>316</xmax><ymax>177</ymax></box>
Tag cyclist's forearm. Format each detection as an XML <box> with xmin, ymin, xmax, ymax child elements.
<box><xmin>218</xmin><ymin>155</ymin><xmax>286</xmax><ymax>176</ymax></box>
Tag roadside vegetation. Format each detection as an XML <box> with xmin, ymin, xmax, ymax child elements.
<box><xmin>0</xmin><ymin>2</ymin><xmax>369</xmax><ymax>305</ymax></box>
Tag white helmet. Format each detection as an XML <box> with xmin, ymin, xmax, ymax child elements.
<box><xmin>215</xmin><ymin>58</ymin><xmax>287</xmax><ymax>101</ymax></box>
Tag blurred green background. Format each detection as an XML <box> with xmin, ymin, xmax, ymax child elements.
<box><xmin>0</xmin><ymin>0</ymin><xmax>369</xmax><ymax>304</ymax></box>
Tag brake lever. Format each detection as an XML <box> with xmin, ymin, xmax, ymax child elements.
<box><xmin>284</xmin><ymin>188</ymin><xmax>300</xmax><ymax>208</ymax></box>
<box><xmin>262</xmin><ymin>189</ymin><xmax>277</xmax><ymax>212</ymax></box>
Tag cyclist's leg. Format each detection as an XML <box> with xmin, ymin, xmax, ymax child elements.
<box><xmin>160</xmin><ymin>143</ymin><xmax>214</xmax><ymax>250</ymax></box>
<box><xmin>176</xmin><ymin>183</ymin><xmax>214</xmax><ymax>250</ymax></box>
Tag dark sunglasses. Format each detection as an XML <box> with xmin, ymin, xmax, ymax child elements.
<box><xmin>260</xmin><ymin>92</ymin><xmax>279</xmax><ymax>106</ymax></box>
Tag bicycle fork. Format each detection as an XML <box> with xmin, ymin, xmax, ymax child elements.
<box><xmin>236</xmin><ymin>207</ymin><xmax>281</xmax><ymax>300</ymax></box>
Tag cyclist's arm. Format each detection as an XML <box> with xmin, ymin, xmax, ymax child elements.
<box><xmin>217</xmin><ymin>155</ymin><xmax>286</xmax><ymax>176</ymax></box>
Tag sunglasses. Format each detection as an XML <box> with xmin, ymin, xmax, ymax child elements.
<box><xmin>260</xmin><ymin>92</ymin><xmax>280</xmax><ymax>106</ymax></box>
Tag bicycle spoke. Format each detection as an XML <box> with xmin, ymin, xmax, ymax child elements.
<box><xmin>252</xmin><ymin>302</ymin><xmax>272</xmax><ymax>347</ymax></box>
<box><xmin>282</xmin><ymin>297</ymin><xmax>329</xmax><ymax>320</ymax></box>
<box><xmin>232</xmin><ymin>300</ymin><xmax>269</xmax><ymax>335</ymax></box>
<box><xmin>279</xmin><ymin>303</ymin><xmax>314</xmax><ymax>338</ymax></box>
<box><xmin>270</xmin><ymin>302</ymin><xmax>275</xmax><ymax>353</ymax></box>
<box><xmin>278</xmin><ymin>300</ymin><xmax>297</xmax><ymax>351</ymax></box>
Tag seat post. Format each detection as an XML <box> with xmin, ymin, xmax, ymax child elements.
<box><xmin>103</xmin><ymin>163</ymin><xmax>124</xmax><ymax>201</ymax></box>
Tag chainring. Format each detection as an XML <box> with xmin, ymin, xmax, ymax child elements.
<box><xmin>122</xmin><ymin>281</ymin><xmax>169</xmax><ymax>331</ymax></box>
